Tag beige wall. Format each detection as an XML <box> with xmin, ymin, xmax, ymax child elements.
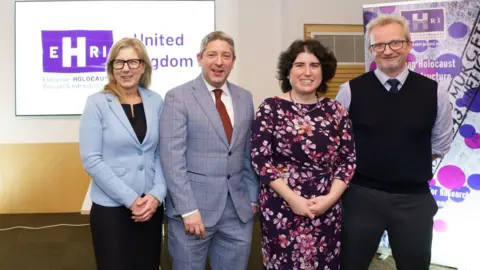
<box><xmin>1</xmin><ymin>0</ymin><xmax>408</xmax><ymax>213</ymax></box>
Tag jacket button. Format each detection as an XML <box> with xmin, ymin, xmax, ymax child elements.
<box><xmin>139</xmin><ymin>165</ymin><xmax>144</xmax><ymax>171</ymax></box>
<box><xmin>228</xmin><ymin>151</ymin><xmax>232</xmax><ymax>156</ymax></box>
<box><xmin>227</xmin><ymin>175</ymin><xmax>231</xmax><ymax>179</ymax></box>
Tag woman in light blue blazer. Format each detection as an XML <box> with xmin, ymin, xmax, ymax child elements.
<box><xmin>79</xmin><ymin>37</ymin><xmax>166</xmax><ymax>270</ymax></box>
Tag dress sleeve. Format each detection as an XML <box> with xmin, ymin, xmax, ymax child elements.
<box><xmin>333</xmin><ymin>103</ymin><xmax>356</xmax><ymax>185</ymax></box>
<box><xmin>250</xmin><ymin>98</ymin><xmax>284</xmax><ymax>186</ymax></box>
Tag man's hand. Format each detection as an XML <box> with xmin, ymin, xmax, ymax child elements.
<box><xmin>252</xmin><ymin>203</ymin><xmax>259</xmax><ymax>214</ymax></box>
<box><xmin>182</xmin><ymin>211</ymin><xmax>206</xmax><ymax>239</ymax></box>
<box><xmin>131</xmin><ymin>195</ymin><xmax>159</xmax><ymax>222</ymax></box>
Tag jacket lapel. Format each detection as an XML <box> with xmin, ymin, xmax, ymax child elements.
<box><xmin>105</xmin><ymin>92</ymin><xmax>140</xmax><ymax>145</ymax></box>
<box><xmin>191</xmin><ymin>75</ymin><xmax>229</xmax><ymax>148</ymax></box>
<box><xmin>229</xmin><ymin>83</ymin><xmax>242</xmax><ymax>150</ymax></box>
<box><xmin>139</xmin><ymin>87</ymin><xmax>153</xmax><ymax>145</ymax></box>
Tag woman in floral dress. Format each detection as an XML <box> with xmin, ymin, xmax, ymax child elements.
<box><xmin>250</xmin><ymin>39</ymin><xmax>356</xmax><ymax>270</ymax></box>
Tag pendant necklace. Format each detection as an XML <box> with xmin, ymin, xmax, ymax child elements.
<box><xmin>289</xmin><ymin>91</ymin><xmax>321</xmax><ymax>116</ymax></box>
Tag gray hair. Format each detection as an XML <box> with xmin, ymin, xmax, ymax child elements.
<box><xmin>366</xmin><ymin>15</ymin><xmax>411</xmax><ymax>45</ymax></box>
<box><xmin>199</xmin><ymin>31</ymin><xmax>235</xmax><ymax>57</ymax></box>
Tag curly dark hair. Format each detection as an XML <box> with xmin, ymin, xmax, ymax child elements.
<box><xmin>277</xmin><ymin>39</ymin><xmax>337</xmax><ymax>94</ymax></box>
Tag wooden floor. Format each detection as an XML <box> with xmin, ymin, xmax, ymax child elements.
<box><xmin>0</xmin><ymin>213</ymin><xmax>455</xmax><ymax>270</ymax></box>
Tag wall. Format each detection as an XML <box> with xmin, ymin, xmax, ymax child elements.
<box><xmin>1</xmin><ymin>0</ymin><xmax>406</xmax><ymax>213</ymax></box>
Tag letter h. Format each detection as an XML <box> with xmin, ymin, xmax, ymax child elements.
<box><xmin>412</xmin><ymin>13</ymin><xmax>429</xmax><ymax>31</ymax></box>
<box><xmin>62</xmin><ymin>37</ymin><xmax>86</xmax><ymax>67</ymax></box>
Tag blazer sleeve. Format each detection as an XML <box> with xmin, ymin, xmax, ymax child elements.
<box><xmin>159</xmin><ymin>89</ymin><xmax>198</xmax><ymax>216</ymax></box>
<box><xmin>147</xmin><ymin>95</ymin><xmax>168</xmax><ymax>203</ymax></box>
<box><xmin>243</xmin><ymin>95</ymin><xmax>259</xmax><ymax>204</ymax></box>
<box><xmin>79</xmin><ymin>95</ymin><xmax>138</xmax><ymax>208</ymax></box>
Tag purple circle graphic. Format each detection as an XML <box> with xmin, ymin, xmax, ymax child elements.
<box><xmin>379</xmin><ymin>6</ymin><xmax>396</xmax><ymax>14</ymax></box>
<box><xmin>450</xmin><ymin>186</ymin><xmax>470</xmax><ymax>203</ymax></box>
<box><xmin>434</xmin><ymin>219</ymin><xmax>448</xmax><ymax>232</ymax></box>
<box><xmin>429</xmin><ymin>40</ymin><xmax>439</xmax><ymax>48</ymax></box>
<box><xmin>459</xmin><ymin>124</ymin><xmax>476</xmax><ymax>138</ymax></box>
<box><xmin>467</xmin><ymin>174</ymin><xmax>480</xmax><ymax>190</ymax></box>
<box><xmin>363</xmin><ymin>11</ymin><xmax>378</xmax><ymax>28</ymax></box>
<box><xmin>448</xmin><ymin>22</ymin><xmax>469</xmax><ymax>39</ymax></box>
<box><xmin>407</xmin><ymin>53</ymin><xmax>416</xmax><ymax>63</ymax></box>
<box><xmin>413</xmin><ymin>40</ymin><xmax>428</xmax><ymax>53</ymax></box>
<box><xmin>415</xmin><ymin>59</ymin><xmax>436</xmax><ymax>76</ymax></box>
<box><xmin>369</xmin><ymin>61</ymin><xmax>377</xmax><ymax>71</ymax></box>
<box><xmin>465</xmin><ymin>133</ymin><xmax>480</xmax><ymax>149</ymax></box>
<box><xmin>437</xmin><ymin>165</ymin><xmax>466</xmax><ymax>189</ymax></box>
<box><xmin>456</xmin><ymin>88</ymin><xmax>480</xmax><ymax>112</ymax></box>
<box><xmin>430</xmin><ymin>186</ymin><xmax>448</xmax><ymax>209</ymax></box>
<box><xmin>435</xmin><ymin>54</ymin><xmax>461</xmax><ymax>77</ymax></box>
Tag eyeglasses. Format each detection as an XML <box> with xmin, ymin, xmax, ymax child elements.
<box><xmin>370</xmin><ymin>40</ymin><xmax>407</xmax><ymax>52</ymax></box>
<box><xmin>112</xmin><ymin>59</ymin><xmax>143</xmax><ymax>69</ymax></box>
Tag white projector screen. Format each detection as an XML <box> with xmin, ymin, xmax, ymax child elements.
<box><xmin>14</xmin><ymin>0</ymin><xmax>215</xmax><ymax>116</ymax></box>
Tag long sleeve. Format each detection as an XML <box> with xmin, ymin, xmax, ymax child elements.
<box><xmin>79</xmin><ymin>96</ymin><xmax>138</xmax><ymax>208</ymax></box>
<box><xmin>159</xmin><ymin>90</ymin><xmax>197</xmax><ymax>216</ymax></box>
<box><xmin>335</xmin><ymin>82</ymin><xmax>352</xmax><ymax>110</ymax></box>
<box><xmin>147</xmin><ymin>96</ymin><xmax>167</xmax><ymax>203</ymax></box>
<box><xmin>431</xmin><ymin>85</ymin><xmax>453</xmax><ymax>156</ymax></box>
<box><xmin>244</xmin><ymin>128</ymin><xmax>259</xmax><ymax>203</ymax></box>
<box><xmin>250</xmin><ymin>99</ymin><xmax>284</xmax><ymax>186</ymax></box>
<box><xmin>332</xmin><ymin>103</ymin><xmax>356</xmax><ymax>185</ymax></box>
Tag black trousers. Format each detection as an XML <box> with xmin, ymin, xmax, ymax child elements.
<box><xmin>90</xmin><ymin>202</ymin><xmax>164</xmax><ymax>270</ymax></box>
<box><xmin>340</xmin><ymin>184</ymin><xmax>438</xmax><ymax>270</ymax></box>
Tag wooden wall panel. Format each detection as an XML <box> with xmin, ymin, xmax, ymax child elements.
<box><xmin>0</xmin><ymin>143</ymin><xmax>90</xmax><ymax>214</ymax></box>
<box><xmin>304</xmin><ymin>24</ymin><xmax>366</xmax><ymax>100</ymax></box>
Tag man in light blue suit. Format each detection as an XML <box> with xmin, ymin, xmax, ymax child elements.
<box><xmin>159</xmin><ymin>31</ymin><xmax>259</xmax><ymax>270</ymax></box>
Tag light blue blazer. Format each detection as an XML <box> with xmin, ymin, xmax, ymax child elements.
<box><xmin>79</xmin><ymin>87</ymin><xmax>167</xmax><ymax>208</ymax></box>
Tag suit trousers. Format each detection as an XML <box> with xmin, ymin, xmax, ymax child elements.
<box><xmin>340</xmin><ymin>183</ymin><xmax>438</xmax><ymax>270</ymax></box>
<box><xmin>168</xmin><ymin>194</ymin><xmax>253</xmax><ymax>270</ymax></box>
<box><xmin>90</xmin><ymin>202</ymin><xmax>164</xmax><ymax>270</ymax></box>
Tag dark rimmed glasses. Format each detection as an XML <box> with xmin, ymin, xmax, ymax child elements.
<box><xmin>112</xmin><ymin>59</ymin><xmax>143</xmax><ymax>69</ymax></box>
<box><xmin>370</xmin><ymin>40</ymin><xmax>407</xmax><ymax>52</ymax></box>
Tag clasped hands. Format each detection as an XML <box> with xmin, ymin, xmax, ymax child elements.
<box><xmin>129</xmin><ymin>194</ymin><xmax>159</xmax><ymax>222</ymax></box>
<box><xmin>287</xmin><ymin>194</ymin><xmax>337</xmax><ymax>219</ymax></box>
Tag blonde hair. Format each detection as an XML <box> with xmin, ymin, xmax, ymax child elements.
<box><xmin>199</xmin><ymin>31</ymin><xmax>235</xmax><ymax>57</ymax></box>
<box><xmin>103</xmin><ymin>38</ymin><xmax>152</xmax><ymax>97</ymax></box>
<box><xmin>366</xmin><ymin>15</ymin><xmax>411</xmax><ymax>45</ymax></box>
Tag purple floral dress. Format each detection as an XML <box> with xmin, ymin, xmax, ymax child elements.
<box><xmin>250</xmin><ymin>97</ymin><xmax>356</xmax><ymax>270</ymax></box>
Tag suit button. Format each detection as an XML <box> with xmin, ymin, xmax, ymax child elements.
<box><xmin>139</xmin><ymin>165</ymin><xmax>144</xmax><ymax>171</ymax></box>
<box><xmin>228</xmin><ymin>151</ymin><xmax>232</xmax><ymax>156</ymax></box>
<box><xmin>138</xmin><ymin>151</ymin><xmax>143</xmax><ymax>156</ymax></box>
<box><xmin>227</xmin><ymin>175</ymin><xmax>231</xmax><ymax>179</ymax></box>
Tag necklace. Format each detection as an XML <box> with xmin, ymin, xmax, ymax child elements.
<box><xmin>289</xmin><ymin>91</ymin><xmax>321</xmax><ymax>116</ymax></box>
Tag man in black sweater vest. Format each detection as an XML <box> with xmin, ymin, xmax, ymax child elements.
<box><xmin>336</xmin><ymin>15</ymin><xmax>453</xmax><ymax>270</ymax></box>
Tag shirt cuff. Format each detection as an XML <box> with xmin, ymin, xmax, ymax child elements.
<box><xmin>181</xmin><ymin>209</ymin><xmax>198</xmax><ymax>217</ymax></box>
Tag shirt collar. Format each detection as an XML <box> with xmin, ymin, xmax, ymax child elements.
<box><xmin>202</xmin><ymin>75</ymin><xmax>231</xmax><ymax>97</ymax></box>
<box><xmin>374</xmin><ymin>65</ymin><xmax>409</xmax><ymax>86</ymax></box>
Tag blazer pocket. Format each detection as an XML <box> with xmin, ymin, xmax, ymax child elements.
<box><xmin>187</xmin><ymin>170</ymin><xmax>206</xmax><ymax>183</ymax></box>
<box><xmin>187</xmin><ymin>170</ymin><xmax>206</xmax><ymax>176</ymax></box>
<box><xmin>111</xmin><ymin>167</ymin><xmax>127</xmax><ymax>177</ymax></box>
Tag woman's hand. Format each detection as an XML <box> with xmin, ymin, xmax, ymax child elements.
<box><xmin>286</xmin><ymin>194</ymin><xmax>315</xmax><ymax>219</ymax></box>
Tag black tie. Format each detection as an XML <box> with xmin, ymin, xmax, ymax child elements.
<box><xmin>387</xmin><ymin>79</ymin><xmax>400</xmax><ymax>93</ymax></box>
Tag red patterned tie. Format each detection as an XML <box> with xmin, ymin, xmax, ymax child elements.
<box><xmin>213</xmin><ymin>89</ymin><xmax>233</xmax><ymax>144</ymax></box>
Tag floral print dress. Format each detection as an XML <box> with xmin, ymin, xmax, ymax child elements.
<box><xmin>250</xmin><ymin>97</ymin><xmax>356</xmax><ymax>270</ymax></box>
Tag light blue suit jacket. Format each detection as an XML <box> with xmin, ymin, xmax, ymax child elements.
<box><xmin>79</xmin><ymin>87</ymin><xmax>167</xmax><ymax>208</ymax></box>
<box><xmin>159</xmin><ymin>75</ymin><xmax>259</xmax><ymax>227</ymax></box>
